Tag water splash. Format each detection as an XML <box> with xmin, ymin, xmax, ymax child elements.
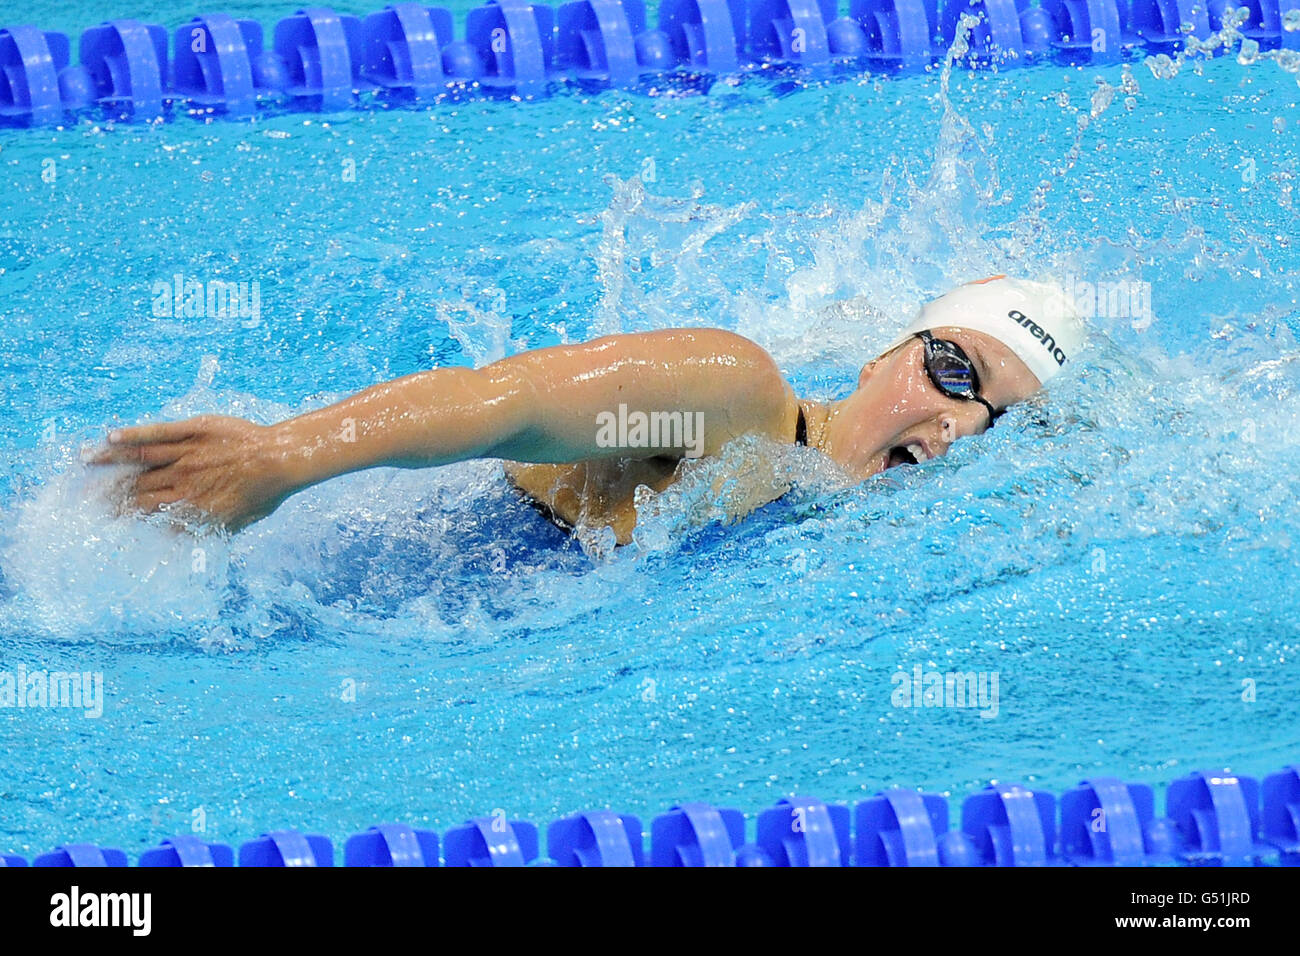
<box><xmin>1146</xmin><ymin>6</ymin><xmax>1300</xmax><ymax>83</ymax></box>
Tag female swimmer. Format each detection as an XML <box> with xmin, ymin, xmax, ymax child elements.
<box><xmin>89</xmin><ymin>276</ymin><xmax>1086</xmax><ymax>545</ymax></box>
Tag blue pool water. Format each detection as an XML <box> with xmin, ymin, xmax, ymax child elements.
<box><xmin>1</xmin><ymin>3</ymin><xmax>1298</xmax><ymax>856</ymax></box>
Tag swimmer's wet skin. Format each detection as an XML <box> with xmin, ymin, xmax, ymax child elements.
<box><xmin>89</xmin><ymin>276</ymin><xmax>1086</xmax><ymax>546</ymax></box>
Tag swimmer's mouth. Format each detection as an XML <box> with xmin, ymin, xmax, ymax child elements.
<box><xmin>886</xmin><ymin>442</ymin><xmax>930</xmax><ymax>469</ymax></box>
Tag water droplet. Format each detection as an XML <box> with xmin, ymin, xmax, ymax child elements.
<box><xmin>1091</xmin><ymin>84</ymin><xmax>1115</xmax><ymax>116</ymax></box>
<box><xmin>1146</xmin><ymin>53</ymin><xmax>1178</xmax><ymax>80</ymax></box>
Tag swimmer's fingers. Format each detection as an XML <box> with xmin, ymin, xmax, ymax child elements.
<box><xmin>104</xmin><ymin>473</ymin><xmax>212</xmax><ymax>533</ymax></box>
<box><xmin>106</xmin><ymin>482</ymin><xmax>184</xmax><ymax>520</ymax></box>
<box><xmin>87</xmin><ymin>441</ymin><xmax>189</xmax><ymax>468</ymax></box>
<box><xmin>132</xmin><ymin>467</ymin><xmax>179</xmax><ymax>495</ymax></box>
<box><xmin>108</xmin><ymin>420</ymin><xmax>203</xmax><ymax>446</ymax></box>
<box><xmin>120</xmin><ymin>485</ymin><xmax>212</xmax><ymax>528</ymax></box>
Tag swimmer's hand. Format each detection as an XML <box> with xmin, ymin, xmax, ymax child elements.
<box><xmin>88</xmin><ymin>416</ymin><xmax>291</xmax><ymax>532</ymax></box>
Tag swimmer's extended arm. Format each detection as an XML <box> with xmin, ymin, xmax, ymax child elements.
<box><xmin>90</xmin><ymin>329</ymin><xmax>797</xmax><ymax>530</ymax></box>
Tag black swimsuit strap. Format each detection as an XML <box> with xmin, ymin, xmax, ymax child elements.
<box><xmin>795</xmin><ymin>406</ymin><xmax>807</xmax><ymax>446</ymax></box>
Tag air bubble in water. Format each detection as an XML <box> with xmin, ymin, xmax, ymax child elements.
<box><xmin>1284</xmin><ymin>9</ymin><xmax>1300</xmax><ymax>31</ymax></box>
<box><xmin>1279</xmin><ymin>50</ymin><xmax>1300</xmax><ymax>73</ymax></box>
<box><xmin>1238</xmin><ymin>38</ymin><xmax>1259</xmax><ymax>65</ymax></box>
<box><xmin>1276</xmin><ymin>116</ymin><xmax>1288</xmax><ymax>133</ymax></box>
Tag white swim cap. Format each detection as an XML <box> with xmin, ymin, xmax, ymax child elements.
<box><xmin>887</xmin><ymin>275</ymin><xmax>1087</xmax><ymax>386</ymax></box>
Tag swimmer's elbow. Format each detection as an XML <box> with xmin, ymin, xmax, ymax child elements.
<box><xmin>472</xmin><ymin>364</ymin><xmax>562</xmax><ymax>461</ymax></box>
<box><xmin>477</xmin><ymin>350</ymin><xmax>639</xmax><ymax>463</ymax></box>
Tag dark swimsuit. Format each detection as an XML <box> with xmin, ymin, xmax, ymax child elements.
<box><xmin>517</xmin><ymin>405</ymin><xmax>809</xmax><ymax>533</ymax></box>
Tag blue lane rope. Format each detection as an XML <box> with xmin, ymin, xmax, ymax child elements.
<box><xmin>2</xmin><ymin>0</ymin><xmax>1298</xmax><ymax>126</ymax></box>
<box><xmin>3</xmin><ymin>764</ymin><xmax>1298</xmax><ymax>866</ymax></box>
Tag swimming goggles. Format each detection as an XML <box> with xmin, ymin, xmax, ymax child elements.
<box><xmin>914</xmin><ymin>330</ymin><xmax>1001</xmax><ymax>426</ymax></box>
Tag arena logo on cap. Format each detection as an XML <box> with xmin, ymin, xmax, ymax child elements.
<box><xmin>1006</xmin><ymin>309</ymin><xmax>1068</xmax><ymax>367</ymax></box>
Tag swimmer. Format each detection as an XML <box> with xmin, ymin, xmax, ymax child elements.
<box><xmin>89</xmin><ymin>276</ymin><xmax>1086</xmax><ymax>545</ymax></box>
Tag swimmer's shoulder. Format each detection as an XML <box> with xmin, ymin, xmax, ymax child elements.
<box><xmin>625</xmin><ymin>327</ymin><xmax>798</xmax><ymax>440</ymax></box>
<box><xmin>582</xmin><ymin>326</ymin><xmax>776</xmax><ymax>368</ymax></box>
<box><xmin>628</xmin><ymin>326</ymin><xmax>775</xmax><ymax>365</ymax></box>
<box><xmin>528</xmin><ymin>327</ymin><xmax>797</xmax><ymax>448</ymax></box>
<box><xmin>682</xmin><ymin>327</ymin><xmax>799</xmax><ymax>441</ymax></box>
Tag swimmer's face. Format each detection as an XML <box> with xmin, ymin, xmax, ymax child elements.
<box><xmin>825</xmin><ymin>326</ymin><xmax>1042</xmax><ymax>479</ymax></box>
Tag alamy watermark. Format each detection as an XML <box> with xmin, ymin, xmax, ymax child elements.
<box><xmin>891</xmin><ymin>664</ymin><xmax>999</xmax><ymax>719</ymax></box>
<box><xmin>0</xmin><ymin>663</ymin><xmax>104</xmax><ymax>718</ymax></box>
<box><xmin>50</xmin><ymin>887</ymin><xmax>150</xmax><ymax>936</ymax></box>
<box><xmin>595</xmin><ymin>404</ymin><xmax>705</xmax><ymax>458</ymax></box>
<box><xmin>1063</xmin><ymin>274</ymin><xmax>1153</xmax><ymax>330</ymax></box>
<box><xmin>151</xmin><ymin>273</ymin><xmax>261</xmax><ymax>323</ymax></box>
